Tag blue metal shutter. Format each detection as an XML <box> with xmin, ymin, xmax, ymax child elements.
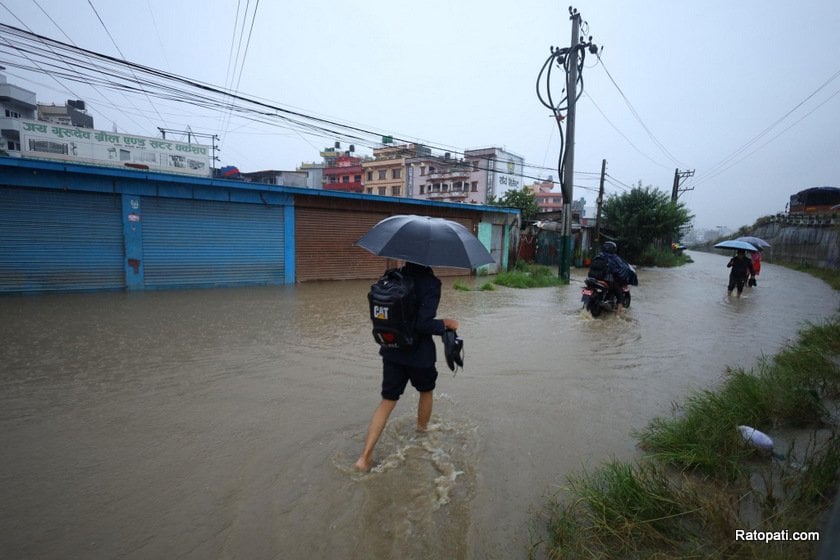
<box><xmin>0</xmin><ymin>187</ymin><xmax>124</xmax><ymax>293</ymax></box>
<box><xmin>141</xmin><ymin>197</ymin><xmax>284</xmax><ymax>289</ymax></box>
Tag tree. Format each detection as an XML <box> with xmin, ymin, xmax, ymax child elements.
<box><xmin>602</xmin><ymin>183</ymin><xmax>693</xmax><ymax>261</ymax></box>
<box><xmin>488</xmin><ymin>186</ymin><xmax>540</xmax><ymax>221</ymax></box>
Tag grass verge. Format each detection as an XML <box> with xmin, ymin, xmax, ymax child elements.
<box><xmin>493</xmin><ymin>262</ymin><xmax>565</xmax><ymax>289</ymax></box>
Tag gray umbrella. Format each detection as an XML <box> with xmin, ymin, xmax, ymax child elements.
<box><xmin>736</xmin><ymin>236</ymin><xmax>771</xmax><ymax>248</ymax></box>
<box><xmin>355</xmin><ymin>214</ymin><xmax>495</xmax><ymax>269</ymax></box>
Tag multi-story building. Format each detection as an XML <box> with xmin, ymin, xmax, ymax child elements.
<box><xmin>37</xmin><ymin>99</ymin><xmax>94</xmax><ymax>129</ymax></box>
<box><xmin>297</xmin><ymin>162</ymin><xmax>323</xmax><ymax>189</ymax></box>
<box><xmin>408</xmin><ymin>151</ymin><xmax>477</xmax><ymax>203</ymax></box>
<box><xmin>323</xmin><ymin>153</ymin><xmax>364</xmax><ymax>193</ymax></box>
<box><xmin>362</xmin><ymin>143</ymin><xmax>427</xmax><ymax>197</ymax></box>
<box><xmin>529</xmin><ymin>177</ymin><xmax>564</xmax><ymax>212</ymax></box>
<box><xmin>0</xmin><ymin>69</ymin><xmax>37</xmax><ymax>154</ymax></box>
<box><xmin>464</xmin><ymin>147</ymin><xmax>525</xmax><ymax>204</ymax></box>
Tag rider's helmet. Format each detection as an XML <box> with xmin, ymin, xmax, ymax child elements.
<box><xmin>603</xmin><ymin>241</ymin><xmax>617</xmax><ymax>254</ymax></box>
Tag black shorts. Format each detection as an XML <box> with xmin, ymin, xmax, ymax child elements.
<box><xmin>381</xmin><ymin>359</ymin><xmax>438</xmax><ymax>401</ymax></box>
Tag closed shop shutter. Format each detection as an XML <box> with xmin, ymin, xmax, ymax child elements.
<box><xmin>296</xmin><ymin>208</ymin><xmax>387</xmax><ymax>281</ymax></box>
<box><xmin>142</xmin><ymin>197</ymin><xmax>284</xmax><ymax>289</ymax></box>
<box><xmin>0</xmin><ymin>187</ymin><xmax>124</xmax><ymax>293</ymax></box>
<box><xmin>295</xmin><ymin>206</ymin><xmax>477</xmax><ymax>281</ymax></box>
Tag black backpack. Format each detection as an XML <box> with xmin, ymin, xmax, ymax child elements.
<box><xmin>368</xmin><ymin>268</ymin><xmax>417</xmax><ymax>349</ymax></box>
<box><xmin>588</xmin><ymin>254</ymin><xmax>610</xmax><ymax>281</ymax></box>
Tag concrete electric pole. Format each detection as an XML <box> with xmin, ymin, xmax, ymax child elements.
<box><xmin>536</xmin><ymin>6</ymin><xmax>597</xmax><ymax>282</ymax></box>
<box><xmin>558</xmin><ymin>9</ymin><xmax>581</xmax><ymax>283</ymax></box>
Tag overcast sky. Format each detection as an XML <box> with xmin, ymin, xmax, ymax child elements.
<box><xmin>2</xmin><ymin>0</ymin><xmax>838</xmax><ymax>230</ymax></box>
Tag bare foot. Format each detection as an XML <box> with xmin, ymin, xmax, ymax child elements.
<box><xmin>354</xmin><ymin>457</ymin><xmax>373</xmax><ymax>472</ymax></box>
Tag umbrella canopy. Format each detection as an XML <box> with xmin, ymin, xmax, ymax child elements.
<box><xmin>714</xmin><ymin>239</ymin><xmax>758</xmax><ymax>252</ymax></box>
<box><xmin>736</xmin><ymin>236</ymin><xmax>771</xmax><ymax>248</ymax></box>
<box><xmin>355</xmin><ymin>214</ymin><xmax>495</xmax><ymax>269</ymax></box>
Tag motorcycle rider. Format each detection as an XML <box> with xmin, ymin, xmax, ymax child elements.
<box><xmin>596</xmin><ymin>241</ymin><xmax>635</xmax><ymax>316</ymax></box>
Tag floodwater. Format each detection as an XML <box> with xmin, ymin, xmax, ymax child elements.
<box><xmin>1</xmin><ymin>251</ymin><xmax>838</xmax><ymax>560</ymax></box>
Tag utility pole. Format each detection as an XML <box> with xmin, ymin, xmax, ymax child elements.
<box><xmin>595</xmin><ymin>158</ymin><xmax>606</xmax><ymax>242</ymax></box>
<box><xmin>669</xmin><ymin>168</ymin><xmax>694</xmax><ymax>247</ymax></box>
<box><xmin>671</xmin><ymin>168</ymin><xmax>695</xmax><ymax>202</ymax></box>
<box><xmin>558</xmin><ymin>9</ymin><xmax>582</xmax><ymax>284</ymax></box>
<box><xmin>536</xmin><ymin>6</ymin><xmax>597</xmax><ymax>281</ymax></box>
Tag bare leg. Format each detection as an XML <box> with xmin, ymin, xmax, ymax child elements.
<box><xmin>355</xmin><ymin>399</ymin><xmax>397</xmax><ymax>472</ymax></box>
<box><xmin>417</xmin><ymin>390</ymin><xmax>433</xmax><ymax>432</ymax></box>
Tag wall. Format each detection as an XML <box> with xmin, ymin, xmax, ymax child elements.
<box><xmin>751</xmin><ymin>221</ymin><xmax>839</xmax><ymax>269</ymax></box>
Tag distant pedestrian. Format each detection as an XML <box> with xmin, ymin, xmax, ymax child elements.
<box><xmin>748</xmin><ymin>249</ymin><xmax>762</xmax><ymax>287</ymax></box>
<box><xmin>727</xmin><ymin>250</ymin><xmax>755</xmax><ymax>298</ymax></box>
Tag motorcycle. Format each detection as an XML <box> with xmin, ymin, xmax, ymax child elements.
<box><xmin>580</xmin><ymin>277</ymin><xmax>632</xmax><ymax>318</ymax></box>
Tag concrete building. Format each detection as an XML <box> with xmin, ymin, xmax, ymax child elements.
<box><xmin>529</xmin><ymin>177</ymin><xmax>564</xmax><ymax>213</ymax></box>
<box><xmin>37</xmin><ymin>99</ymin><xmax>94</xmax><ymax>129</ymax></box>
<box><xmin>323</xmin><ymin>153</ymin><xmax>364</xmax><ymax>193</ymax></box>
<box><xmin>297</xmin><ymin>162</ymin><xmax>323</xmax><ymax>189</ymax></box>
<box><xmin>408</xmin><ymin>151</ymin><xmax>477</xmax><ymax>204</ymax></box>
<box><xmin>240</xmin><ymin>169</ymin><xmax>310</xmax><ymax>188</ymax></box>
<box><xmin>362</xmin><ymin>143</ymin><xmax>428</xmax><ymax>197</ymax></box>
<box><xmin>0</xmin><ymin>69</ymin><xmax>37</xmax><ymax>155</ymax></box>
<box><xmin>464</xmin><ymin>147</ymin><xmax>525</xmax><ymax>204</ymax></box>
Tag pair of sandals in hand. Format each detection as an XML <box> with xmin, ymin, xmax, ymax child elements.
<box><xmin>442</xmin><ymin>329</ymin><xmax>464</xmax><ymax>373</ymax></box>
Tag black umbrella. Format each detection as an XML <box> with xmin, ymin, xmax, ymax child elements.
<box><xmin>355</xmin><ymin>214</ymin><xmax>495</xmax><ymax>269</ymax></box>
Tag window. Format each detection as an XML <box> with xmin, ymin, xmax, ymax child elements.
<box><xmin>30</xmin><ymin>139</ymin><xmax>69</xmax><ymax>155</ymax></box>
<box><xmin>367</xmin><ymin>171</ymin><xmax>373</xmax><ymax>181</ymax></box>
<box><xmin>378</xmin><ymin>187</ymin><xmax>386</xmax><ymax>195</ymax></box>
<box><xmin>120</xmin><ymin>149</ymin><xmax>131</xmax><ymax>161</ymax></box>
<box><xmin>329</xmin><ymin>175</ymin><xmax>337</xmax><ymax>183</ymax></box>
<box><xmin>471</xmin><ymin>181</ymin><xmax>478</xmax><ymax>192</ymax></box>
<box><xmin>140</xmin><ymin>152</ymin><xmax>157</xmax><ymax>163</ymax></box>
<box><xmin>5</xmin><ymin>109</ymin><xmax>21</xmax><ymax>118</ymax></box>
<box><xmin>420</xmin><ymin>166</ymin><xmax>426</xmax><ymax>176</ymax></box>
<box><xmin>392</xmin><ymin>169</ymin><xmax>401</xmax><ymax>179</ymax></box>
<box><xmin>342</xmin><ymin>176</ymin><xmax>349</xmax><ymax>183</ymax></box>
<box><xmin>433</xmin><ymin>183</ymin><xmax>441</xmax><ymax>193</ymax></box>
<box><xmin>420</xmin><ymin>184</ymin><xmax>426</xmax><ymax>194</ymax></box>
<box><xmin>429</xmin><ymin>166</ymin><xmax>435</xmax><ymax>174</ymax></box>
<box><xmin>378</xmin><ymin>170</ymin><xmax>387</xmax><ymax>180</ymax></box>
<box><xmin>472</xmin><ymin>161</ymin><xmax>479</xmax><ymax>171</ymax></box>
<box><xmin>392</xmin><ymin>186</ymin><xmax>401</xmax><ymax>196</ymax></box>
<box><xmin>366</xmin><ymin>187</ymin><xmax>373</xmax><ymax>194</ymax></box>
<box><xmin>7</xmin><ymin>140</ymin><xmax>20</xmax><ymax>151</ymax></box>
<box><xmin>354</xmin><ymin>175</ymin><xmax>361</xmax><ymax>182</ymax></box>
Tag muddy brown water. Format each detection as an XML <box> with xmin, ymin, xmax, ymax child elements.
<box><xmin>1</xmin><ymin>251</ymin><xmax>838</xmax><ymax>559</ymax></box>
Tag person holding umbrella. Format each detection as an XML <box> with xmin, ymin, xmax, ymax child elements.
<box><xmin>727</xmin><ymin>249</ymin><xmax>755</xmax><ymax>298</ymax></box>
<box><xmin>353</xmin><ymin>215</ymin><xmax>493</xmax><ymax>472</ymax></box>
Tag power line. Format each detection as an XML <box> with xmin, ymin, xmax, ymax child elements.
<box><xmin>596</xmin><ymin>53</ymin><xmax>685</xmax><ymax>168</ymax></box>
<box><xmin>0</xmin><ymin>22</ymin><xmax>575</xmax><ymax>184</ymax></box>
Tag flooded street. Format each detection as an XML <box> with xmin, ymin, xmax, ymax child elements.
<box><xmin>1</xmin><ymin>250</ymin><xmax>838</xmax><ymax>559</ymax></box>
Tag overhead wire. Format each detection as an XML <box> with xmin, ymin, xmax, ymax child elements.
<box><xmin>86</xmin><ymin>0</ymin><xmax>167</xmax><ymax>129</ymax></box>
<box><xmin>596</xmin><ymin>52</ymin><xmax>685</xmax><ymax>168</ymax></box>
<box><xmin>693</xmin><ymin>67</ymin><xmax>840</xmax><ymax>187</ymax></box>
<box><xmin>0</xmin><ymin>21</ymin><xmax>566</xmax><ymax>184</ymax></box>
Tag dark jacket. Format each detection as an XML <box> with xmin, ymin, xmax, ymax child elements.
<box><xmin>379</xmin><ymin>262</ymin><xmax>446</xmax><ymax>367</ymax></box>
<box><xmin>727</xmin><ymin>254</ymin><xmax>754</xmax><ymax>279</ymax></box>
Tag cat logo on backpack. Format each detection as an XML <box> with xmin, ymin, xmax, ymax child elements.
<box><xmin>368</xmin><ymin>268</ymin><xmax>417</xmax><ymax>349</ymax></box>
